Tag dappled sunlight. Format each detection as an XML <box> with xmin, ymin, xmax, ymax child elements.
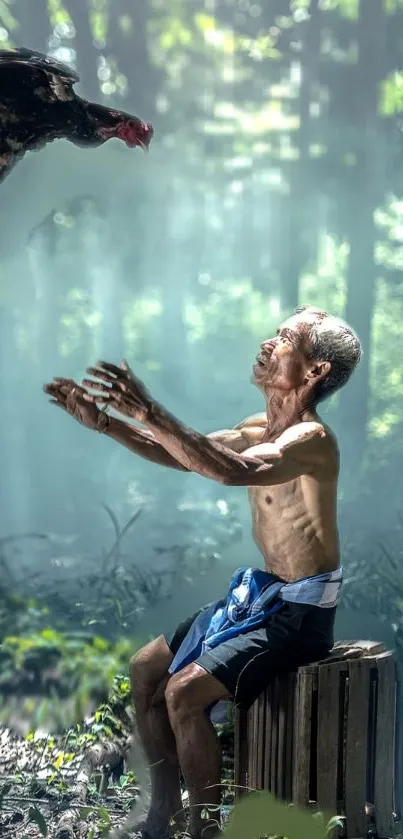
<box><xmin>299</xmin><ymin>232</ymin><xmax>347</xmax><ymax>314</ymax></box>
<box><xmin>0</xmin><ymin>0</ymin><xmax>403</xmax><ymax>835</ymax></box>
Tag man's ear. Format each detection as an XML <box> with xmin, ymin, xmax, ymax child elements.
<box><xmin>304</xmin><ymin>360</ymin><xmax>331</xmax><ymax>384</ymax></box>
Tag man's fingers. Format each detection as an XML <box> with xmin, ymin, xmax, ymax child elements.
<box><xmin>120</xmin><ymin>358</ymin><xmax>135</xmax><ymax>377</ymax></box>
<box><xmin>51</xmin><ymin>377</ymin><xmax>76</xmax><ymax>386</ymax></box>
<box><xmin>85</xmin><ymin>395</ymin><xmax>111</xmax><ymax>405</ymax></box>
<box><xmin>82</xmin><ymin>377</ymin><xmax>113</xmax><ymax>395</ymax></box>
<box><xmin>85</xmin><ymin>366</ymin><xmax>121</xmax><ymax>386</ymax></box>
<box><xmin>97</xmin><ymin>360</ymin><xmax>128</xmax><ymax>378</ymax></box>
<box><xmin>44</xmin><ymin>378</ymin><xmax>80</xmax><ymax>398</ymax></box>
<box><xmin>85</xmin><ymin>394</ymin><xmax>120</xmax><ymax>411</ymax></box>
<box><xmin>120</xmin><ymin>358</ymin><xmax>144</xmax><ymax>385</ymax></box>
<box><xmin>85</xmin><ymin>369</ymin><xmax>131</xmax><ymax>396</ymax></box>
<box><xmin>82</xmin><ymin>391</ymin><xmax>112</xmax><ymax>404</ymax></box>
<box><xmin>44</xmin><ymin>384</ymin><xmax>65</xmax><ymax>400</ymax></box>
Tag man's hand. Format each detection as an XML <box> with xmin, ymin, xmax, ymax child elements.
<box><xmin>43</xmin><ymin>377</ymin><xmax>110</xmax><ymax>432</ymax></box>
<box><xmin>81</xmin><ymin>360</ymin><xmax>152</xmax><ymax>424</ymax></box>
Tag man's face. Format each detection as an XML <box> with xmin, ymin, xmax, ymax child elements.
<box><xmin>252</xmin><ymin>312</ymin><xmax>316</xmax><ymax>392</ymax></box>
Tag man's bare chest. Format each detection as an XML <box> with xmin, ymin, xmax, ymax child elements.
<box><xmin>248</xmin><ymin>479</ymin><xmax>302</xmax><ymax>520</ymax></box>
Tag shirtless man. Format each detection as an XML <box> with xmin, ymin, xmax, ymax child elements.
<box><xmin>44</xmin><ymin>305</ymin><xmax>361</xmax><ymax>839</ymax></box>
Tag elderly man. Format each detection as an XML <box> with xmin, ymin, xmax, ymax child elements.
<box><xmin>44</xmin><ymin>305</ymin><xmax>361</xmax><ymax>839</ymax></box>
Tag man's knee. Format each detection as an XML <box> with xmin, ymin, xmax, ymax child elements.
<box><xmin>129</xmin><ymin>634</ymin><xmax>173</xmax><ymax>696</ymax></box>
<box><xmin>164</xmin><ymin>670</ymin><xmax>198</xmax><ymax>722</ymax></box>
<box><xmin>165</xmin><ymin>663</ymin><xmax>228</xmax><ymax>723</ymax></box>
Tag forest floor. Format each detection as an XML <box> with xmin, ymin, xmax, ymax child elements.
<box><xmin>0</xmin><ymin>617</ymin><xmax>347</xmax><ymax>839</ymax></box>
<box><xmin>0</xmin><ymin>519</ymin><xmax>238</xmax><ymax>839</ymax></box>
<box><xmin>0</xmin><ymin>646</ymin><xmax>234</xmax><ymax>839</ymax></box>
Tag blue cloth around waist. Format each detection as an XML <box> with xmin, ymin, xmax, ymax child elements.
<box><xmin>169</xmin><ymin>565</ymin><xmax>343</xmax><ymax>676</ymax></box>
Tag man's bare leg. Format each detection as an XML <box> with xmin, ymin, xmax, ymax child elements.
<box><xmin>165</xmin><ymin>663</ymin><xmax>229</xmax><ymax>839</ymax></box>
<box><xmin>130</xmin><ymin>636</ymin><xmax>186</xmax><ymax>837</ymax></box>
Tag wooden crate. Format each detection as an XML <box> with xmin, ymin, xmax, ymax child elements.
<box><xmin>234</xmin><ymin>640</ymin><xmax>398</xmax><ymax>838</ymax></box>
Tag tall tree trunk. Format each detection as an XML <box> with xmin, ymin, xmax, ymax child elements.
<box><xmin>107</xmin><ymin>0</ymin><xmax>161</xmax><ymax>121</ymax></box>
<box><xmin>85</xmin><ymin>209</ymin><xmax>125</xmax><ymax>360</ymax></box>
<box><xmin>13</xmin><ymin>0</ymin><xmax>51</xmax><ymax>52</ymax></box>
<box><xmin>280</xmin><ymin>0</ymin><xmax>321</xmax><ymax>312</ymax></box>
<box><xmin>64</xmin><ymin>0</ymin><xmax>100</xmax><ymax>100</ymax></box>
<box><xmin>339</xmin><ymin>0</ymin><xmax>386</xmax><ymax>469</ymax></box>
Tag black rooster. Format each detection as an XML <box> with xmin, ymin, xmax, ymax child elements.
<box><xmin>0</xmin><ymin>46</ymin><xmax>154</xmax><ymax>183</ymax></box>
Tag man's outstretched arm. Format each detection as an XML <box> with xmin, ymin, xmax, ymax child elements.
<box><xmin>43</xmin><ymin>377</ymin><xmax>187</xmax><ymax>470</ymax></box>
<box><xmin>105</xmin><ymin>418</ymin><xmax>256</xmax><ymax>470</ymax></box>
<box><xmin>82</xmin><ymin>362</ymin><xmax>330</xmax><ymax>486</ymax></box>
<box><xmin>144</xmin><ymin>405</ymin><xmax>329</xmax><ymax>485</ymax></box>
<box><xmin>43</xmin><ymin>376</ymin><xmax>259</xmax><ymax>471</ymax></box>
<box><xmin>104</xmin><ymin>417</ymin><xmax>188</xmax><ymax>470</ymax></box>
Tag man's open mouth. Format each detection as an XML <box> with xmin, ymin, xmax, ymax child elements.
<box><xmin>255</xmin><ymin>354</ymin><xmax>266</xmax><ymax>367</ymax></box>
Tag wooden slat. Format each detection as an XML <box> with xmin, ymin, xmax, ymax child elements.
<box><xmin>263</xmin><ymin>683</ymin><xmax>272</xmax><ymax>791</ymax></box>
<box><xmin>345</xmin><ymin>658</ymin><xmax>371</xmax><ymax>837</ymax></box>
<box><xmin>293</xmin><ymin>670</ymin><xmax>315</xmax><ymax>807</ymax></box>
<box><xmin>234</xmin><ymin>706</ymin><xmax>248</xmax><ymax>800</ymax></box>
<box><xmin>394</xmin><ymin>676</ymin><xmax>402</xmax><ymax>822</ymax></box>
<box><xmin>235</xmin><ymin>642</ymin><xmax>397</xmax><ymax>839</ymax></box>
<box><xmin>315</xmin><ymin>641</ymin><xmax>386</xmax><ymax>666</ymax></box>
<box><xmin>256</xmin><ymin>691</ymin><xmax>266</xmax><ymax>790</ymax></box>
<box><xmin>247</xmin><ymin>705</ymin><xmax>258</xmax><ymax>792</ymax></box>
<box><xmin>333</xmin><ymin>640</ymin><xmax>386</xmax><ymax>656</ymax></box>
<box><xmin>276</xmin><ymin>677</ymin><xmax>287</xmax><ymax>800</ymax></box>
<box><xmin>284</xmin><ymin>672</ymin><xmax>296</xmax><ymax>802</ymax></box>
<box><xmin>374</xmin><ymin>653</ymin><xmax>397</xmax><ymax>838</ymax></box>
<box><xmin>270</xmin><ymin>677</ymin><xmax>280</xmax><ymax>794</ymax></box>
<box><xmin>366</xmin><ymin>668</ymin><xmax>378</xmax><ymax>806</ymax></box>
<box><xmin>317</xmin><ymin>661</ymin><xmax>348</xmax><ymax>814</ymax></box>
<box><xmin>234</xmin><ymin>706</ymin><xmax>241</xmax><ymax>795</ymax></box>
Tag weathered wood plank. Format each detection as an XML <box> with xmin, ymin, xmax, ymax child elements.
<box><xmin>256</xmin><ymin>691</ymin><xmax>266</xmax><ymax>791</ymax></box>
<box><xmin>270</xmin><ymin>677</ymin><xmax>280</xmax><ymax>794</ymax></box>
<box><xmin>333</xmin><ymin>640</ymin><xmax>386</xmax><ymax>656</ymax></box>
<box><xmin>314</xmin><ymin>640</ymin><xmax>386</xmax><ymax>666</ymax></box>
<box><xmin>233</xmin><ymin>707</ymin><xmax>241</xmax><ymax>794</ymax></box>
<box><xmin>263</xmin><ymin>682</ymin><xmax>272</xmax><ymax>791</ymax></box>
<box><xmin>293</xmin><ymin>670</ymin><xmax>315</xmax><ymax>807</ymax></box>
<box><xmin>317</xmin><ymin>661</ymin><xmax>348</xmax><ymax>814</ymax></box>
<box><xmin>345</xmin><ymin>658</ymin><xmax>371</xmax><ymax>837</ymax></box>
<box><xmin>234</xmin><ymin>706</ymin><xmax>248</xmax><ymax>800</ymax></box>
<box><xmin>276</xmin><ymin>677</ymin><xmax>287</xmax><ymax>800</ymax></box>
<box><xmin>284</xmin><ymin>672</ymin><xmax>296</xmax><ymax>802</ymax></box>
<box><xmin>233</xmin><ymin>641</ymin><xmax>397</xmax><ymax>839</ymax></box>
<box><xmin>247</xmin><ymin>704</ymin><xmax>257</xmax><ymax>792</ymax></box>
<box><xmin>394</xmin><ymin>677</ymin><xmax>402</xmax><ymax>822</ymax></box>
<box><xmin>374</xmin><ymin>653</ymin><xmax>397</xmax><ymax>838</ymax></box>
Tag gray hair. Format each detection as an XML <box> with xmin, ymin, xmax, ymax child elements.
<box><xmin>294</xmin><ymin>305</ymin><xmax>362</xmax><ymax>403</ymax></box>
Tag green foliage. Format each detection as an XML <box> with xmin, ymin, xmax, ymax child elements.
<box><xmin>380</xmin><ymin>72</ymin><xmax>403</xmax><ymax>115</ymax></box>
<box><xmin>0</xmin><ymin>0</ymin><xmax>402</xmax><ymax>833</ymax></box>
<box><xmin>0</xmin><ymin>625</ymin><xmax>138</xmax><ymax>729</ymax></box>
<box><xmin>0</xmin><ymin>0</ymin><xmax>16</xmax><ymax>33</ymax></box>
<box><xmin>222</xmin><ymin>793</ymin><xmax>334</xmax><ymax>839</ymax></box>
<box><xmin>318</xmin><ymin>0</ymin><xmax>359</xmax><ymax>18</ymax></box>
<box><xmin>0</xmin><ymin>672</ymin><xmax>141</xmax><ymax>836</ymax></box>
<box><xmin>47</xmin><ymin>0</ymin><xmax>70</xmax><ymax>28</ymax></box>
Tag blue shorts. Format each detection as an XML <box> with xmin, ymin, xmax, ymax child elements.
<box><xmin>166</xmin><ymin>600</ymin><xmax>336</xmax><ymax>708</ymax></box>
